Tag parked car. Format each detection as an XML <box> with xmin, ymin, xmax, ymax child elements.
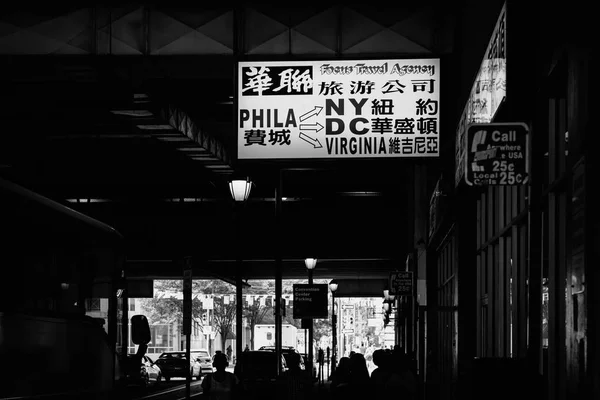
<box><xmin>141</xmin><ymin>355</ymin><xmax>163</xmax><ymax>385</ymax></box>
<box><xmin>122</xmin><ymin>354</ymin><xmax>162</xmax><ymax>388</ymax></box>
<box><xmin>234</xmin><ymin>350</ymin><xmax>288</xmax><ymax>399</ymax></box>
<box><xmin>193</xmin><ymin>349</ymin><xmax>214</xmax><ymax>376</ymax></box>
<box><xmin>154</xmin><ymin>350</ymin><xmax>204</xmax><ymax>381</ymax></box>
<box><xmin>258</xmin><ymin>346</ymin><xmax>316</xmax><ymax>379</ymax></box>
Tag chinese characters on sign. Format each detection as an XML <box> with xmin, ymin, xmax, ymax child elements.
<box><xmin>465</xmin><ymin>123</ymin><xmax>529</xmax><ymax>186</ymax></box>
<box><xmin>455</xmin><ymin>3</ymin><xmax>506</xmax><ymax>186</ymax></box>
<box><xmin>238</xmin><ymin>59</ymin><xmax>440</xmax><ymax>159</ymax></box>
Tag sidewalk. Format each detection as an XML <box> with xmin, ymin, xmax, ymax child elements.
<box><xmin>310</xmin><ymin>380</ymin><xmax>332</xmax><ymax>399</ymax></box>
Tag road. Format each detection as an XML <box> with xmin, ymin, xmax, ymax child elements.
<box><xmin>126</xmin><ymin>378</ymin><xmax>202</xmax><ymax>400</ymax></box>
<box><xmin>129</xmin><ymin>367</ymin><xmax>235</xmax><ymax>400</ymax></box>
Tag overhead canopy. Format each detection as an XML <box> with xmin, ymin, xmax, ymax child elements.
<box><xmin>331</xmin><ymin>279</ymin><xmax>389</xmax><ymax>298</ymax></box>
<box><xmin>0</xmin><ymin>0</ymin><xmax>482</xmax><ymax>287</ymax></box>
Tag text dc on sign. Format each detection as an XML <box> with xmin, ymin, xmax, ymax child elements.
<box><xmin>237</xmin><ymin>59</ymin><xmax>441</xmax><ymax>160</ymax></box>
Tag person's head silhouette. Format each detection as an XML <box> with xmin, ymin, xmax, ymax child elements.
<box><xmin>212</xmin><ymin>352</ymin><xmax>229</xmax><ymax>372</ymax></box>
<box><xmin>287</xmin><ymin>352</ymin><xmax>302</xmax><ymax>371</ymax></box>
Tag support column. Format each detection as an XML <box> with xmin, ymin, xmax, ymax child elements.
<box><xmin>275</xmin><ymin>171</ymin><xmax>283</xmax><ymax>375</ymax></box>
<box><xmin>528</xmin><ymin>93</ymin><xmax>544</xmax><ymax>375</ymax></box>
<box><xmin>233</xmin><ymin>5</ymin><xmax>245</xmax><ymax>366</ymax></box>
<box><xmin>182</xmin><ymin>257</ymin><xmax>193</xmax><ymax>400</ymax></box>
<box><xmin>109</xmin><ymin>256</ymin><xmax>123</xmax><ymax>380</ymax></box>
<box><xmin>308</xmin><ymin>269</ymin><xmax>314</xmax><ymax>377</ymax></box>
<box><xmin>235</xmin><ymin>204</ymin><xmax>243</xmax><ymax>363</ymax></box>
<box><xmin>331</xmin><ymin>293</ymin><xmax>337</xmax><ymax>375</ymax></box>
<box><xmin>455</xmin><ymin>185</ymin><xmax>477</xmax><ymax>400</ymax></box>
<box><xmin>426</xmin><ymin>248</ymin><xmax>439</xmax><ymax>400</ymax></box>
<box><xmin>122</xmin><ymin>278</ymin><xmax>129</xmax><ymax>361</ymax></box>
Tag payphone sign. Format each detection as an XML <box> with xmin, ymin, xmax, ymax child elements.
<box><xmin>465</xmin><ymin>123</ymin><xmax>529</xmax><ymax>186</ymax></box>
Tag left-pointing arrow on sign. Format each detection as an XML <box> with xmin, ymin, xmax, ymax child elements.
<box><xmin>299</xmin><ymin>132</ymin><xmax>322</xmax><ymax>149</ymax></box>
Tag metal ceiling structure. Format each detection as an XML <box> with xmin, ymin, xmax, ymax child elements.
<box><xmin>0</xmin><ymin>3</ymin><xmax>506</xmax><ymax>283</ymax></box>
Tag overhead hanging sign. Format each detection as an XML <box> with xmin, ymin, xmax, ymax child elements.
<box><xmin>389</xmin><ymin>271</ymin><xmax>414</xmax><ymax>296</ymax></box>
<box><xmin>292</xmin><ymin>284</ymin><xmax>328</xmax><ymax>319</ymax></box>
<box><xmin>237</xmin><ymin>58</ymin><xmax>440</xmax><ymax>160</ymax></box>
<box><xmin>465</xmin><ymin>123</ymin><xmax>529</xmax><ymax>186</ymax></box>
<box><xmin>455</xmin><ymin>2</ymin><xmax>507</xmax><ymax>187</ymax></box>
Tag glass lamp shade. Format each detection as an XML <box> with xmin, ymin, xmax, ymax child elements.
<box><xmin>228</xmin><ymin>178</ymin><xmax>252</xmax><ymax>202</ymax></box>
<box><xmin>305</xmin><ymin>258</ymin><xmax>317</xmax><ymax>270</ymax></box>
<box><xmin>383</xmin><ymin>289</ymin><xmax>390</xmax><ymax>299</ymax></box>
<box><xmin>329</xmin><ymin>280</ymin><xmax>339</xmax><ymax>292</ymax></box>
<box><xmin>383</xmin><ymin>302</ymin><xmax>390</xmax><ymax>312</ymax></box>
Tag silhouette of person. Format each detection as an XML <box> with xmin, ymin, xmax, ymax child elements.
<box><xmin>370</xmin><ymin>349</ymin><xmax>393</xmax><ymax>396</ymax></box>
<box><xmin>329</xmin><ymin>357</ymin><xmax>351</xmax><ymax>400</ymax></box>
<box><xmin>387</xmin><ymin>349</ymin><xmax>417</xmax><ymax>400</ymax></box>
<box><xmin>201</xmin><ymin>352</ymin><xmax>239</xmax><ymax>400</ymax></box>
<box><xmin>284</xmin><ymin>352</ymin><xmax>311</xmax><ymax>400</ymax></box>
<box><xmin>347</xmin><ymin>352</ymin><xmax>371</xmax><ymax>397</ymax></box>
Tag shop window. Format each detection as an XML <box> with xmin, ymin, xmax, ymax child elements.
<box><xmin>542</xmin><ymin>279</ymin><xmax>549</xmax><ymax>348</ymax></box>
<box><xmin>476</xmin><ymin>185</ymin><xmax>528</xmax><ymax>358</ymax></box>
<box><xmin>86</xmin><ymin>298</ymin><xmax>101</xmax><ymax>311</ymax></box>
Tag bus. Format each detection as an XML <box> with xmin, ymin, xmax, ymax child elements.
<box><xmin>0</xmin><ymin>177</ymin><xmax>130</xmax><ymax>399</ymax></box>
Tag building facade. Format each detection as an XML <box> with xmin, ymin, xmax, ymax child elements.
<box><xmin>418</xmin><ymin>2</ymin><xmax>594</xmax><ymax>400</ymax></box>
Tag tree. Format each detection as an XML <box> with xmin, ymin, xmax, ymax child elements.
<box><xmin>138</xmin><ymin>280</ymin><xmax>236</xmax><ymax>346</ymax></box>
<box><xmin>139</xmin><ymin>278</ymin><xmax>329</xmax><ymax>352</ymax></box>
<box><xmin>244</xmin><ymin>302</ymin><xmax>271</xmax><ymax>350</ymax></box>
<box><xmin>212</xmin><ymin>295</ymin><xmax>236</xmax><ymax>351</ymax></box>
<box><xmin>256</xmin><ymin>304</ymin><xmax>300</xmax><ymax>327</ymax></box>
<box><xmin>139</xmin><ymin>280</ymin><xmax>204</xmax><ymax>329</ymax></box>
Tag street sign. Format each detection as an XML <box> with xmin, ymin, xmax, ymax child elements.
<box><xmin>342</xmin><ymin>329</ymin><xmax>354</xmax><ymax>334</ymax></box>
<box><xmin>389</xmin><ymin>271</ymin><xmax>414</xmax><ymax>296</ymax></box>
<box><xmin>465</xmin><ymin>123</ymin><xmax>529</xmax><ymax>186</ymax></box>
<box><xmin>237</xmin><ymin>58</ymin><xmax>441</xmax><ymax>160</ymax></box>
<box><xmin>293</xmin><ymin>284</ymin><xmax>328</xmax><ymax>319</ymax></box>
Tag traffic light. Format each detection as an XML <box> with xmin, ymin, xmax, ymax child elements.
<box><xmin>350</xmin><ymin>317</ymin><xmax>354</xmax><ymax>325</ymax></box>
<box><xmin>202</xmin><ymin>313</ymin><xmax>207</xmax><ymax>324</ymax></box>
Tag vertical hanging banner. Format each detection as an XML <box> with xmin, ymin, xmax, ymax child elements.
<box><xmin>238</xmin><ymin>59</ymin><xmax>440</xmax><ymax>159</ymax></box>
<box><xmin>455</xmin><ymin>2</ymin><xmax>506</xmax><ymax>187</ymax></box>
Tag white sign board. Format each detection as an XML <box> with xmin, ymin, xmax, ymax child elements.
<box><xmin>455</xmin><ymin>2</ymin><xmax>506</xmax><ymax>187</ymax></box>
<box><xmin>367</xmin><ymin>318</ymin><xmax>381</xmax><ymax>327</ymax></box>
<box><xmin>238</xmin><ymin>59</ymin><xmax>440</xmax><ymax>160</ymax></box>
